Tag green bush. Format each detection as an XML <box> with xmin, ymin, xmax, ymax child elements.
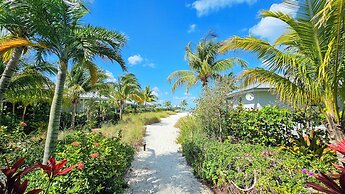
<box><xmin>26</xmin><ymin>131</ymin><xmax>134</xmax><ymax>194</ymax></box>
<box><xmin>224</xmin><ymin>106</ymin><xmax>295</xmax><ymax>146</ymax></box>
<box><xmin>0</xmin><ymin>127</ymin><xmax>45</xmax><ymax>167</ymax></box>
<box><xmin>177</xmin><ymin>116</ymin><xmax>336</xmax><ymax>193</ymax></box>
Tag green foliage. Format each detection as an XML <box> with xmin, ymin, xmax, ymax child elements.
<box><xmin>283</xmin><ymin>130</ymin><xmax>333</xmax><ymax>163</ymax></box>
<box><xmin>0</xmin><ymin>127</ymin><xmax>45</xmax><ymax>167</ymax></box>
<box><xmin>225</xmin><ymin>106</ymin><xmax>295</xmax><ymax>146</ymax></box>
<box><xmin>177</xmin><ymin>116</ymin><xmax>336</xmax><ymax>193</ymax></box>
<box><xmin>25</xmin><ymin>131</ymin><xmax>134</xmax><ymax>194</ymax></box>
<box><xmin>195</xmin><ymin>76</ymin><xmax>235</xmax><ymax>141</ymax></box>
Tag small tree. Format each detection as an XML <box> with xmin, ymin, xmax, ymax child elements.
<box><xmin>195</xmin><ymin>75</ymin><xmax>235</xmax><ymax>141</ymax></box>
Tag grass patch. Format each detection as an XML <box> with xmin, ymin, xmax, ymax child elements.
<box><xmin>99</xmin><ymin>111</ymin><xmax>175</xmax><ymax>146</ymax></box>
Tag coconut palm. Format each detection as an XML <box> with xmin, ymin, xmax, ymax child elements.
<box><xmin>112</xmin><ymin>73</ymin><xmax>141</xmax><ymax>119</ymax></box>
<box><xmin>37</xmin><ymin>0</ymin><xmax>127</xmax><ymax>164</ymax></box>
<box><xmin>167</xmin><ymin>38</ymin><xmax>247</xmax><ymax>92</ymax></box>
<box><xmin>0</xmin><ymin>0</ymin><xmax>44</xmax><ymax>102</ymax></box>
<box><xmin>220</xmin><ymin>0</ymin><xmax>345</xmax><ymax>147</ymax></box>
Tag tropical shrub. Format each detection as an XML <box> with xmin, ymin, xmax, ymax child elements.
<box><xmin>306</xmin><ymin>140</ymin><xmax>345</xmax><ymax>194</ymax></box>
<box><xmin>178</xmin><ymin>116</ymin><xmax>336</xmax><ymax>193</ymax></box>
<box><xmin>224</xmin><ymin>106</ymin><xmax>294</xmax><ymax>146</ymax></box>
<box><xmin>0</xmin><ymin>127</ymin><xmax>45</xmax><ymax>167</ymax></box>
<box><xmin>26</xmin><ymin>131</ymin><xmax>134</xmax><ymax>194</ymax></box>
<box><xmin>194</xmin><ymin>76</ymin><xmax>235</xmax><ymax>141</ymax></box>
<box><xmin>223</xmin><ymin>105</ymin><xmax>328</xmax><ymax>147</ymax></box>
<box><xmin>0</xmin><ymin>158</ymin><xmax>42</xmax><ymax>194</ymax></box>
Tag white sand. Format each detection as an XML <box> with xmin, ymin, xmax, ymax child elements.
<box><xmin>125</xmin><ymin>113</ymin><xmax>213</xmax><ymax>194</ymax></box>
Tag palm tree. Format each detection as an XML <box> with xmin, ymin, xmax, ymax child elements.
<box><xmin>140</xmin><ymin>86</ymin><xmax>158</xmax><ymax>107</ymax></box>
<box><xmin>167</xmin><ymin>37</ymin><xmax>247</xmax><ymax>92</ymax></box>
<box><xmin>112</xmin><ymin>73</ymin><xmax>141</xmax><ymax>119</ymax></box>
<box><xmin>180</xmin><ymin>100</ymin><xmax>188</xmax><ymax>110</ymax></box>
<box><xmin>164</xmin><ymin>101</ymin><xmax>172</xmax><ymax>110</ymax></box>
<box><xmin>220</xmin><ymin>0</ymin><xmax>345</xmax><ymax>147</ymax></box>
<box><xmin>65</xmin><ymin>64</ymin><xmax>110</xmax><ymax>129</ymax></box>
<box><xmin>0</xmin><ymin>61</ymin><xmax>55</xmax><ymax>117</ymax></box>
<box><xmin>36</xmin><ymin>0</ymin><xmax>127</xmax><ymax>164</ymax></box>
<box><xmin>0</xmin><ymin>0</ymin><xmax>44</xmax><ymax>102</ymax></box>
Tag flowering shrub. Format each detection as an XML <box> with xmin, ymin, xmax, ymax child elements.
<box><xmin>26</xmin><ymin>131</ymin><xmax>134</xmax><ymax>194</ymax></box>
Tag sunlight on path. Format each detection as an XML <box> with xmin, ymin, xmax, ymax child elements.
<box><xmin>125</xmin><ymin>113</ymin><xmax>213</xmax><ymax>194</ymax></box>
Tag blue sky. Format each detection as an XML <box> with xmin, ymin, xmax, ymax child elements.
<box><xmin>81</xmin><ymin>0</ymin><xmax>292</xmax><ymax>107</ymax></box>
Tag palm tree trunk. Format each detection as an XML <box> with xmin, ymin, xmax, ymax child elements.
<box><xmin>70</xmin><ymin>101</ymin><xmax>77</xmax><ymax>129</ymax></box>
<box><xmin>119</xmin><ymin>102</ymin><xmax>123</xmax><ymax>120</ymax></box>
<box><xmin>12</xmin><ymin>102</ymin><xmax>15</xmax><ymax>115</ymax></box>
<box><xmin>22</xmin><ymin>105</ymin><xmax>27</xmax><ymax>121</ymax></box>
<box><xmin>0</xmin><ymin>47</ymin><xmax>23</xmax><ymax>102</ymax></box>
<box><xmin>326</xmin><ymin>112</ymin><xmax>345</xmax><ymax>164</ymax></box>
<box><xmin>43</xmin><ymin>67</ymin><xmax>67</xmax><ymax>164</ymax></box>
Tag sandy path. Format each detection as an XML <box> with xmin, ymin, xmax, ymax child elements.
<box><xmin>125</xmin><ymin>113</ymin><xmax>213</xmax><ymax>194</ymax></box>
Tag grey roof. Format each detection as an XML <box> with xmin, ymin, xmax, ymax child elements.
<box><xmin>229</xmin><ymin>83</ymin><xmax>274</xmax><ymax>96</ymax></box>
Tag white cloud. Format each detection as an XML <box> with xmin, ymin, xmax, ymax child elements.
<box><xmin>249</xmin><ymin>3</ymin><xmax>297</xmax><ymax>43</ymax></box>
<box><xmin>191</xmin><ymin>0</ymin><xmax>257</xmax><ymax>17</ymax></box>
<box><xmin>164</xmin><ymin>91</ymin><xmax>169</xmax><ymax>95</ymax></box>
<box><xmin>152</xmin><ymin>86</ymin><xmax>159</xmax><ymax>97</ymax></box>
<box><xmin>143</xmin><ymin>63</ymin><xmax>156</xmax><ymax>68</ymax></box>
<box><xmin>105</xmin><ymin>70</ymin><xmax>116</xmax><ymax>83</ymax></box>
<box><xmin>128</xmin><ymin>54</ymin><xmax>143</xmax><ymax>66</ymax></box>
<box><xmin>188</xmin><ymin>24</ymin><xmax>197</xmax><ymax>33</ymax></box>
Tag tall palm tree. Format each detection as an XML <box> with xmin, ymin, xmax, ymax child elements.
<box><xmin>0</xmin><ymin>0</ymin><xmax>43</xmax><ymax>102</ymax></box>
<box><xmin>220</xmin><ymin>0</ymin><xmax>345</xmax><ymax>147</ymax></box>
<box><xmin>112</xmin><ymin>73</ymin><xmax>141</xmax><ymax>119</ymax></box>
<box><xmin>36</xmin><ymin>0</ymin><xmax>127</xmax><ymax>164</ymax></box>
<box><xmin>167</xmin><ymin>38</ymin><xmax>247</xmax><ymax>92</ymax></box>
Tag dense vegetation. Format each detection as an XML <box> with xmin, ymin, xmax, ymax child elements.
<box><xmin>176</xmin><ymin>109</ymin><xmax>336</xmax><ymax>193</ymax></box>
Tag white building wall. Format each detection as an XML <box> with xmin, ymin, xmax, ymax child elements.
<box><xmin>231</xmin><ymin>91</ymin><xmax>288</xmax><ymax>109</ymax></box>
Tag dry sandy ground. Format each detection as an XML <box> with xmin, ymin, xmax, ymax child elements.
<box><xmin>125</xmin><ymin>113</ymin><xmax>213</xmax><ymax>194</ymax></box>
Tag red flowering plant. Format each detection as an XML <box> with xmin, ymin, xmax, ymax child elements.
<box><xmin>306</xmin><ymin>140</ymin><xmax>345</xmax><ymax>193</ymax></box>
<box><xmin>0</xmin><ymin>158</ymin><xmax>42</xmax><ymax>194</ymax></box>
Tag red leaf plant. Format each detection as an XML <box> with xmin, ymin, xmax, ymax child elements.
<box><xmin>38</xmin><ymin>157</ymin><xmax>74</xmax><ymax>180</ymax></box>
<box><xmin>0</xmin><ymin>157</ymin><xmax>42</xmax><ymax>194</ymax></box>
<box><xmin>306</xmin><ymin>139</ymin><xmax>345</xmax><ymax>193</ymax></box>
